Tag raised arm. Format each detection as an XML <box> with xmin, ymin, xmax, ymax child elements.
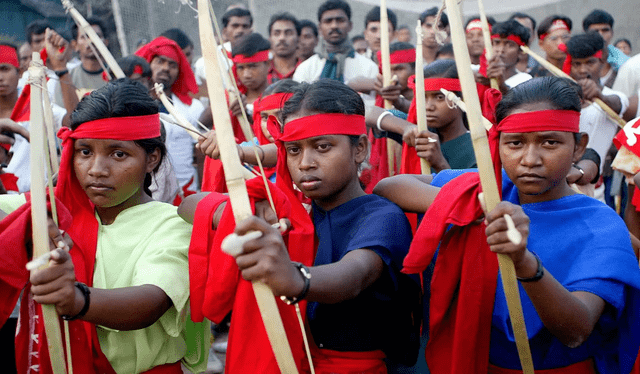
<box><xmin>373</xmin><ymin>174</ymin><xmax>437</xmax><ymax>213</ymax></box>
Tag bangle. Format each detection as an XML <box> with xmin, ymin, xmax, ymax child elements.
<box><xmin>572</xmin><ymin>163</ymin><xmax>585</xmax><ymax>182</ymax></box>
<box><xmin>280</xmin><ymin>262</ymin><xmax>311</xmax><ymax>305</ymax></box>
<box><xmin>376</xmin><ymin>111</ymin><xmax>393</xmax><ymax>132</ymax></box>
<box><xmin>62</xmin><ymin>282</ymin><xmax>91</xmax><ymax>320</ymax></box>
<box><xmin>54</xmin><ymin>69</ymin><xmax>68</xmax><ymax>78</ymax></box>
<box><xmin>517</xmin><ymin>252</ymin><xmax>544</xmax><ymax>283</ymax></box>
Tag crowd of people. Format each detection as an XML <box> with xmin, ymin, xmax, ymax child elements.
<box><xmin>1</xmin><ymin>0</ymin><xmax>640</xmax><ymax>373</ymax></box>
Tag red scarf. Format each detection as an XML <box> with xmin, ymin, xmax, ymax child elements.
<box><xmin>0</xmin><ymin>172</ymin><xmax>19</xmax><ymax>192</ymax></box>
<box><xmin>0</xmin><ymin>44</ymin><xmax>19</xmax><ymax>68</ymax></box>
<box><xmin>10</xmin><ymin>48</ymin><xmax>49</xmax><ymax>123</ymax></box>
<box><xmin>135</xmin><ymin>37</ymin><xmax>198</xmax><ymax>105</ymax></box>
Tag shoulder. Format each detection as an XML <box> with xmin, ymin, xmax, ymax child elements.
<box><xmin>294</xmin><ymin>55</ymin><xmax>323</xmax><ymax>80</ymax></box>
<box><xmin>132</xmin><ymin>201</ymin><xmax>192</xmax><ymax>232</ymax></box>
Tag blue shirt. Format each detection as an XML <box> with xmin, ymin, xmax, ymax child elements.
<box><xmin>432</xmin><ymin>169</ymin><xmax>640</xmax><ymax>372</ymax></box>
<box><xmin>307</xmin><ymin>194</ymin><xmax>414</xmax><ymax>353</ymax></box>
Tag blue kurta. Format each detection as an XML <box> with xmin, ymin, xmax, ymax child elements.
<box><xmin>431</xmin><ymin>169</ymin><xmax>640</xmax><ymax>372</ymax></box>
<box><xmin>307</xmin><ymin>194</ymin><xmax>415</xmax><ymax>354</ymax></box>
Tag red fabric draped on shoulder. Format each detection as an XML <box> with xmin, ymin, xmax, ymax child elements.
<box><xmin>188</xmin><ymin>178</ymin><xmax>316</xmax><ymax>373</ymax></box>
<box><xmin>402</xmin><ymin>172</ymin><xmax>498</xmax><ymax>373</ymax></box>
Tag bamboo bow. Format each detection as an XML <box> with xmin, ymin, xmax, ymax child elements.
<box><xmin>197</xmin><ymin>1</ymin><xmax>298</xmax><ymax>372</ymax></box>
<box><xmin>477</xmin><ymin>0</ymin><xmax>499</xmax><ymax>90</ymax></box>
<box><xmin>28</xmin><ymin>52</ymin><xmax>68</xmax><ymax>374</ymax></box>
<box><xmin>414</xmin><ymin>21</ymin><xmax>431</xmax><ymax>175</ymax></box>
<box><xmin>379</xmin><ymin>0</ymin><xmax>400</xmax><ymax>176</ymax></box>
<box><xmin>444</xmin><ymin>0</ymin><xmax>535</xmax><ymax>372</ymax></box>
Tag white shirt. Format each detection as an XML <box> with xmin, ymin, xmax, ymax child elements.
<box><xmin>6</xmin><ymin>87</ymin><xmax>66</xmax><ymax>192</ymax></box>
<box><xmin>163</xmin><ymin>94</ymin><xmax>204</xmax><ymax>191</ymax></box>
<box><xmin>292</xmin><ymin>52</ymin><xmax>378</xmax><ymax>84</ymax></box>
<box><xmin>612</xmin><ymin>54</ymin><xmax>640</xmax><ymax>98</ymax></box>
<box><xmin>580</xmin><ymin>86</ymin><xmax>629</xmax><ymax>173</ymax></box>
<box><xmin>504</xmin><ymin>71</ymin><xmax>532</xmax><ymax>88</ymax></box>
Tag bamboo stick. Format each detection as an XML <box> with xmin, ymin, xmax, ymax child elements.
<box><xmin>444</xmin><ymin>2</ymin><xmax>535</xmax><ymax>372</ymax></box>
<box><xmin>477</xmin><ymin>0</ymin><xmax>499</xmax><ymax>90</ymax></box>
<box><xmin>440</xmin><ymin>89</ymin><xmax>493</xmax><ymax>131</ymax></box>
<box><xmin>197</xmin><ymin>2</ymin><xmax>298</xmax><ymax>372</ymax></box>
<box><xmin>62</xmin><ymin>0</ymin><xmax>125</xmax><ymax>79</ymax></box>
<box><xmin>154</xmin><ymin>84</ymin><xmax>204</xmax><ymax>141</ymax></box>
<box><xmin>414</xmin><ymin>21</ymin><xmax>431</xmax><ymax>175</ymax></box>
<box><xmin>380</xmin><ymin>0</ymin><xmax>396</xmax><ymax>176</ymax></box>
<box><xmin>42</xmin><ymin>87</ymin><xmax>59</xmax><ymax>174</ymax></box>
<box><xmin>521</xmin><ymin>45</ymin><xmax>625</xmax><ymax>128</ymax></box>
<box><xmin>29</xmin><ymin>52</ymin><xmax>68</xmax><ymax>374</ymax></box>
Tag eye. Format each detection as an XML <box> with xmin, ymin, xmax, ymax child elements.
<box><xmin>113</xmin><ymin>150</ymin><xmax>127</xmax><ymax>159</ymax></box>
<box><xmin>286</xmin><ymin>146</ymin><xmax>300</xmax><ymax>155</ymax></box>
<box><xmin>506</xmin><ymin>140</ymin><xmax>522</xmax><ymax>147</ymax></box>
<box><xmin>317</xmin><ymin>143</ymin><xmax>331</xmax><ymax>152</ymax></box>
<box><xmin>543</xmin><ymin>139</ymin><xmax>559</xmax><ymax>146</ymax></box>
<box><xmin>77</xmin><ymin>148</ymin><xmax>91</xmax><ymax>156</ymax></box>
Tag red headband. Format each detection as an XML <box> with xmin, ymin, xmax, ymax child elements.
<box><xmin>539</xmin><ymin>19</ymin><xmax>570</xmax><ymax>41</ymax></box>
<box><xmin>58</xmin><ymin>114</ymin><xmax>161</xmax><ymax>142</ymax></box>
<box><xmin>466</xmin><ymin>19</ymin><xmax>490</xmax><ymax>33</ymax></box>
<box><xmin>488</xmin><ymin>109</ymin><xmax>580</xmax><ymax>189</ymax></box>
<box><xmin>407</xmin><ymin>77</ymin><xmax>462</xmax><ymax>92</ymax></box>
<box><xmin>232</xmin><ymin>50</ymin><xmax>270</xmax><ymax>64</ymax></box>
<box><xmin>0</xmin><ymin>143</ymin><xmax>10</xmax><ymax>152</ymax></box>
<box><xmin>0</xmin><ymin>45</ymin><xmax>19</xmax><ymax>68</ymax></box>
<box><xmin>491</xmin><ymin>34</ymin><xmax>526</xmax><ymax>47</ymax></box>
<box><xmin>558</xmin><ymin>43</ymin><xmax>603</xmax><ymax>75</ymax></box>
<box><xmin>254</xmin><ymin>93</ymin><xmax>293</xmax><ymax>113</ymax></box>
<box><xmin>377</xmin><ymin>49</ymin><xmax>416</xmax><ymax>70</ymax></box>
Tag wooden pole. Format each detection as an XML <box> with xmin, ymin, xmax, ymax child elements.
<box><xmin>197</xmin><ymin>2</ymin><xmax>298</xmax><ymax>372</ymax></box>
<box><xmin>154</xmin><ymin>83</ymin><xmax>204</xmax><ymax>141</ymax></box>
<box><xmin>380</xmin><ymin>0</ymin><xmax>396</xmax><ymax>176</ymax></box>
<box><xmin>443</xmin><ymin>1</ymin><xmax>535</xmax><ymax>372</ymax></box>
<box><xmin>62</xmin><ymin>0</ymin><xmax>125</xmax><ymax>79</ymax></box>
<box><xmin>414</xmin><ymin>21</ymin><xmax>431</xmax><ymax>175</ymax></box>
<box><xmin>521</xmin><ymin>46</ymin><xmax>625</xmax><ymax>128</ymax></box>
<box><xmin>477</xmin><ymin>0</ymin><xmax>499</xmax><ymax>90</ymax></box>
<box><xmin>29</xmin><ymin>52</ymin><xmax>68</xmax><ymax>374</ymax></box>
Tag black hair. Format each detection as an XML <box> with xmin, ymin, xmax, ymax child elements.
<box><xmin>299</xmin><ymin>20</ymin><xmax>318</xmax><ymax>38</ymax></box>
<box><xmin>116</xmin><ymin>55</ymin><xmax>152</xmax><ymax>78</ymax></box>
<box><xmin>71</xmin><ymin>16</ymin><xmax>107</xmax><ymax>40</ymax></box>
<box><xmin>614</xmin><ymin>38</ymin><xmax>632</xmax><ymax>50</ymax></box>
<box><xmin>282</xmin><ymin>80</ymin><xmax>364</xmax><ymax>121</ymax></box>
<box><xmin>159</xmin><ymin>28</ymin><xmax>193</xmax><ymax>49</ymax></box>
<box><xmin>435</xmin><ymin>43</ymin><xmax>454</xmax><ymax>58</ymax></box>
<box><xmin>222</xmin><ymin>8</ymin><xmax>253</xmax><ymax>28</ymax></box>
<box><xmin>317</xmin><ymin>0</ymin><xmax>351</xmax><ymax>22</ymax></box>
<box><xmin>508</xmin><ymin>12</ymin><xmax>537</xmax><ymax>32</ymax></box>
<box><xmin>491</xmin><ymin>20</ymin><xmax>531</xmax><ymax>46</ymax></box>
<box><xmin>25</xmin><ymin>20</ymin><xmax>51</xmax><ymax>44</ymax></box>
<box><xmin>465</xmin><ymin>15</ymin><xmax>496</xmax><ymax>29</ymax></box>
<box><xmin>420</xmin><ymin>7</ymin><xmax>448</xmax><ymax>28</ymax></box>
<box><xmin>364</xmin><ymin>6</ymin><xmax>398</xmax><ymax>31</ymax></box>
<box><xmin>70</xmin><ymin>79</ymin><xmax>166</xmax><ymax>197</ymax></box>
<box><xmin>397</xmin><ymin>25</ymin><xmax>410</xmax><ymax>31</ymax></box>
<box><xmin>351</xmin><ymin>35</ymin><xmax>365</xmax><ymax>43</ymax></box>
<box><xmin>566</xmin><ymin>32</ymin><xmax>605</xmax><ymax>58</ymax></box>
<box><xmin>537</xmin><ymin>15</ymin><xmax>572</xmax><ymax>39</ymax></box>
<box><xmin>583</xmin><ymin>9</ymin><xmax>614</xmax><ymax>31</ymax></box>
<box><xmin>263</xmin><ymin>79</ymin><xmax>300</xmax><ymax>96</ymax></box>
<box><xmin>231</xmin><ymin>33</ymin><xmax>271</xmax><ymax>58</ymax></box>
<box><xmin>495</xmin><ymin>76</ymin><xmax>582</xmax><ymax>123</ymax></box>
<box><xmin>269</xmin><ymin>12</ymin><xmax>301</xmax><ymax>36</ymax></box>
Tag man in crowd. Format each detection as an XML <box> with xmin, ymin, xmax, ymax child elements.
<box><xmin>529</xmin><ymin>15</ymin><xmax>572</xmax><ymax>77</ymax></box>
<box><xmin>297</xmin><ymin>20</ymin><xmax>319</xmax><ymax>62</ymax></box>
<box><xmin>509</xmin><ymin>12</ymin><xmax>537</xmax><ymax>73</ymax></box>
<box><xmin>268</xmin><ymin>12</ymin><xmax>301</xmax><ymax>83</ymax></box>
<box><xmin>363</xmin><ymin>6</ymin><xmax>397</xmax><ymax>64</ymax></box>
<box><xmin>583</xmin><ymin>9</ymin><xmax>628</xmax><ymax>88</ymax></box>
<box><xmin>419</xmin><ymin>7</ymin><xmax>450</xmax><ymax>67</ymax></box>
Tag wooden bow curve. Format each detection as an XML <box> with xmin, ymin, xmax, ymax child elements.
<box><xmin>444</xmin><ymin>0</ymin><xmax>535</xmax><ymax>372</ymax></box>
<box><xmin>197</xmin><ymin>1</ymin><xmax>299</xmax><ymax>372</ymax></box>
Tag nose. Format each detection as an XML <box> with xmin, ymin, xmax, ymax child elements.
<box><xmin>298</xmin><ymin>148</ymin><xmax>317</xmax><ymax>171</ymax></box>
<box><xmin>520</xmin><ymin>144</ymin><xmax>542</xmax><ymax>167</ymax></box>
<box><xmin>87</xmin><ymin>155</ymin><xmax>109</xmax><ymax>178</ymax></box>
<box><xmin>425</xmin><ymin>96</ymin><xmax>437</xmax><ymax>111</ymax></box>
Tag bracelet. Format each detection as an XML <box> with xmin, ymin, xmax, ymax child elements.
<box><xmin>54</xmin><ymin>69</ymin><xmax>68</xmax><ymax>78</ymax></box>
<box><xmin>62</xmin><ymin>282</ymin><xmax>91</xmax><ymax>321</ymax></box>
<box><xmin>376</xmin><ymin>111</ymin><xmax>393</xmax><ymax>132</ymax></box>
<box><xmin>517</xmin><ymin>252</ymin><xmax>544</xmax><ymax>283</ymax></box>
<box><xmin>280</xmin><ymin>262</ymin><xmax>311</xmax><ymax>305</ymax></box>
<box><xmin>572</xmin><ymin>163</ymin><xmax>585</xmax><ymax>182</ymax></box>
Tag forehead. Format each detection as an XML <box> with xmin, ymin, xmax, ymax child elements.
<box><xmin>588</xmin><ymin>23</ymin><xmax>611</xmax><ymax>31</ymax></box>
<box><xmin>423</xmin><ymin>16</ymin><xmax>438</xmax><ymax>26</ymax></box>
<box><xmin>571</xmin><ymin>56</ymin><xmax>600</xmax><ymax>64</ymax></box>
<box><xmin>301</xmin><ymin>26</ymin><xmax>315</xmax><ymax>36</ymax></box>
<box><xmin>272</xmin><ymin>20</ymin><xmax>296</xmax><ymax>31</ymax></box>
<box><xmin>320</xmin><ymin>9</ymin><xmax>348</xmax><ymax>22</ymax></box>
<box><xmin>366</xmin><ymin>21</ymin><xmax>380</xmax><ymax>30</ymax></box>
<box><xmin>152</xmin><ymin>55</ymin><xmax>178</xmax><ymax>65</ymax></box>
<box><xmin>228</xmin><ymin>16</ymin><xmax>251</xmax><ymax>26</ymax></box>
<box><xmin>493</xmin><ymin>37</ymin><xmax>518</xmax><ymax>47</ymax></box>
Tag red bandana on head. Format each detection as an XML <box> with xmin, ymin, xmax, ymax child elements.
<box><xmin>539</xmin><ymin>19</ymin><xmax>570</xmax><ymax>41</ymax></box>
<box><xmin>376</xmin><ymin>49</ymin><xmax>416</xmax><ymax>73</ymax></box>
<box><xmin>0</xmin><ymin>45</ymin><xmax>19</xmax><ymax>68</ymax></box>
<box><xmin>232</xmin><ymin>50</ymin><xmax>270</xmax><ymax>64</ymax></box>
<box><xmin>491</xmin><ymin>33</ymin><xmax>526</xmax><ymax>47</ymax></box>
<box><xmin>135</xmin><ymin>36</ymin><xmax>198</xmax><ymax>105</ymax></box>
<box><xmin>558</xmin><ymin>43</ymin><xmax>603</xmax><ymax>75</ymax></box>
<box><xmin>252</xmin><ymin>93</ymin><xmax>293</xmax><ymax>145</ymax></box>
<box><xmin>466</xmin><ymin>19</ymin><xmax>490</xmax><ymax>34</ymax></box>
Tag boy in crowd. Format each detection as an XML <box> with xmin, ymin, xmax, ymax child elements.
<box><xmin>508</xmin><ymin>12</ymin><xmax>537</xmax><ymax>73</ymax></box>
<box><xmin>484</xmin><ymin>20</ymin><xmax>532</xmax><ymax>90</ymax></box>
<box><xmin>363</xmin><ymin>6</ymin><xmax>398</xmax><ymax>64</ymax></box>
<box><xmin>297</xmin><ymin>20</ymin><xmax>319</xmax><ymax>62</ymax></box>
<box><xmin>465</xmin><ymin>15</ymin><xmax>496</xmax><ymax>72</ymax></box>
<box><xmin>583</xmin><ymin>9</ymin><xmax>628</xmax><ymax>88</ymax></box>
<box><xmin>529</xmin><ymin>15</ymin><xmax>572</xmax><ymax>77</ymax></box>
<box><xmin>268</xmin><ymin>12</ymin><xmax>301</xmax><ymax>83</ymax></box>
<box><xmin>419</xmin><ymin>7</ymin><xmax>450</xmax><ymax>67</ymax></box>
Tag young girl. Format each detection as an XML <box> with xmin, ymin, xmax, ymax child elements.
<box><xmin>183</xmin><ymin>80</ymin><xmax>420</xmax><ymax>373</ymax></box>
<box><xmin>375</xmin><ymin>76</ymin><xmax>640</xmax><ymax>373</ymax></box>
<box><xmin>0</xmin><ymin>79</ymin><xmax>207</xmax><ymax>373</ymax></box>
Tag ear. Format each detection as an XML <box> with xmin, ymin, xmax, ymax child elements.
<box><xmin>145</xmin><ymin>148</ymin><xmax>162</xmax><ymax>173</ymax></box>
<box><xmin>354</xmin><ymin>134</ymin><xmax>369</xmax><ymax>165</ymax></box>
<box><xmin>572</xmin><ymin>132</ymin><xmax>589</xmax><ymax>163</ymax></box>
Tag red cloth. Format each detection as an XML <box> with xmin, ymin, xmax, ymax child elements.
<box><xmin>539</xmin><ymin>20</ymin><xmax>570</xmax><ymax>41</ymax></box>
<box><xmin>466</xmin><ymin>19</ymin><xmax>490</xmax><ymax>33</ymax></box>
<box><xmin>359</xmin><ymin>95</ymin><xmax>390</xmax><ymax>194</ymax></box>
<box><xmin>10</xmin><ymin>49</ymin><xmax>49</xmax><ymax>123</ymax></box>
<box><xmin>0</xmin><ymin>195</ymin><xmax>116</xmax><ymax>374</ymax></box>
<box><xmin>632</xmin><ymin>351</ymin><xmax>640</xmax><ymax>374</ymax></box>
<box><xmin>135</xmin><ymin>36</ymin><xmax>198</xmax><ymax>105</ymax></box>
<box><xmin>0</xmin><ymin>173</ymin><xmax>19</xmax><ymax>192</ymax></box>
<box><xmin>376</xmin><ymin>49</ymin><xmax>416</xmax><ymax>73</ymax></box>
<box><xmin>142</xmin><ymin>361</ymin><xmax>183</xmax><ymax>373</ymax></box>
<box><xmin>402</xmin><ymin>172</ymin><xmax>498</xmax><ymax>373</ymax></box>
<box><xmin>232</xmin><ymin>50</ymin><xmax>270</xmax><ymax>64</ymax></box>
<box><xmin>188</xmin><ymin>178</ymin><xmax>316</xmax><ymax>373</ymax></box>
<box><xmin>0</xmin><ymin>45</ymin><xmax>19</xmax><ymax>68</ymax></box>
<box><xmin>491</xmin><ymin>34</ymin><xmax>526</xmax><ymax>47</ymax></box>
<box><xmin>268</xmin><ymin>60</ymin><xmax>300</xmax><ymax>84</ymax></box>
<box><xmin>305</xmin><ymin>346</ymin><xmax>388</xmax><ymax>374</ymax></box>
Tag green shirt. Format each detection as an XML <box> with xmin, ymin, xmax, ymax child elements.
<box><xmin>441</xmin><ymin>132</ymin><xmax>476</xmax><ymax>170</ymax></box>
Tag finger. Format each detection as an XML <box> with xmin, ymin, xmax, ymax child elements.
<box><xmin>235</xmin><ymin>250</ymin><xmax>262</xmax><ymax>271</ymax></box>
<box><xmin>30</xmin><ymin>273</ymin><xmax>74</xmax><ymax>297</ymax></box>
<box><xmin>32</xmin><ymin>286</ymin><xmax>75</xmax><ymax>307</ymax></box>
<box><xmin>0</xmin><ymin>135</ymin><xmax>15</xmax><ymax>145</ymax></box>
<box><xmin>235</xmin><ymin>215</ymin><xmax>273</xmax><ymax>236</ymax></box>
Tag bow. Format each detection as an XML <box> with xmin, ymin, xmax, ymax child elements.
<box><xmin>444</xmin><ymin>0</ymin><xmax>535</xmax><ymax>372</ymax></box>
<box><xmin>414</xmin><ymin>20</ymin><xmax>431</xmax><ymax>174</ymax></box>
<box><xmin>197</xmin><ymin>1</ymin><xmax>298</xmax><ymax>372</ymax></box>
<box><xmin>477</xmin><ymin>0</ymin><xmax>499</xmax><ymax>90</ymax></box>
